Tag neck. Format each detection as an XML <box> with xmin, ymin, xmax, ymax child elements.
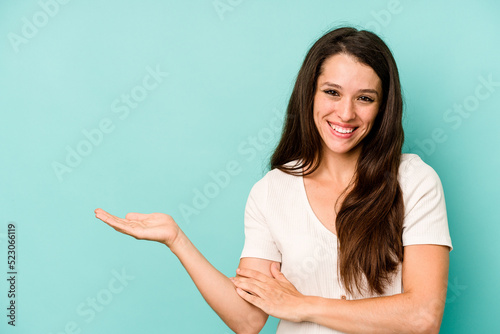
<box><xmin>312</xmin><ymin>147</ymin><xmax>361</xmax><ymax>186</ymax></box>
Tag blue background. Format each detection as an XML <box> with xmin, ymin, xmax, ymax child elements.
<box><xmin>1</xmin><ymin>0</ymin><xmax>499</xmax><ymax>333</ymax></box>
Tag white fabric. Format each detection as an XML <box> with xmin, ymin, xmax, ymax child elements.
<box><xmin>240</xmin><ymin>153</ymin><xmax>452</xmax><ymax>334</ymax></box>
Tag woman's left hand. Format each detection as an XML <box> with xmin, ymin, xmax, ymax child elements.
<box><xmin>231</xmin><ymin>262</ymin><xmax>307</xmax><ymax>322</ymax></box>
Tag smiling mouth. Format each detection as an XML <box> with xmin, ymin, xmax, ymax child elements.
<box><xmin>328</xmin><ymin>122</ymin><xmax>358</xmax><ymax>134</ymax></box>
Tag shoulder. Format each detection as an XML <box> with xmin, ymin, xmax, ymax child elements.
<box><xmin>398</xmin><ymin>153</ymin><xmax>442</xmax><ymax>189</ymax></box>
<box><xmin>398</xmin><ymin>153</ymin><xmax>446</xmax><ymax>210</ymax></box>
<box><xmin>256</xmin><ymin>160</ymin><xmax>302</xmax><ymax>183</ymax></box>
<box><xmin>248</xmin><ymin>160</ymin><xmax>301</xmax><ymax>196</ymax></box>
<box><xmin>398</xmin><ymin>155</ymin><xmax>452</xmax><ymax>250</ymax></box>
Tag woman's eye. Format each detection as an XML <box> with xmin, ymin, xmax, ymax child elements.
<box><xmin>324</xmin><ymin>90</ymin><xmax>339</xmax><ymax>96</ymax></box>
<box><xmin>359</xmin><ymin>96</ymin><xmax>374</xmax><ymax>102</ymax></box>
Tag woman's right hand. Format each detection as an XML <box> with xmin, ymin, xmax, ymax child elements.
<box><xmin>94</xmin><ymin>208</ymin><xmax>183</xmax><ymax>249</ymax></box>
<box><xmin>95</xmin><ymin>207</ymin><xmax>270</xmax><ymax>332</ymax></box>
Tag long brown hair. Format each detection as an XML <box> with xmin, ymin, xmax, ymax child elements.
<box><xmin>270</xmin><ymin>27</ymin><xmax>404</xmax><ymax>295</ymax></box>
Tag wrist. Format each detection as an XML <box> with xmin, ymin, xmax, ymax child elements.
<box><xmin>167</xmin><ymin>229</ymin><xmax>189</xmax><ymax>254</ymax></box>
<box><xmin>299</xmin><ymin>295</ymin><xmax>322</xmax><ymax>323</ymax></box>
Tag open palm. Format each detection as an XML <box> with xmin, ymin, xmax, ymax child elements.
<box><xmin>95</xmin><ymin>208</ymin><xmax>181</xmax><ymax>247</ymax></box>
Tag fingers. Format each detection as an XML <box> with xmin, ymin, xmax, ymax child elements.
<box><xmin>234</xmin><ymin>279</ymin><xmax>262</xmax><ymax>294</ymax></box>
<box><xmin>232</xmin><ymin>275</ymin><xmax>267</xmax><ymax>294</ymax></box>
<box><xmin>94</xmin><ymin>208</ymin><xmax>135</xmax><ymax>235</ymax></box>
<box><xmin>236</xmin><ymin>267</ymin><xmax>270</xmax><ymax>282</ymax></box>
<box><xmin>235</xmin><ymin>287</ymin><xmax>264</xmax><ymax>309</ymax></box>
<box><xmin>125</xmin><ymin>212</ymin><xmax>150</xmax><ymax>220</ymax></box>
<box><xmin>95</xmin><ymin>208</ymin><xmax>124</xmax><ymax>225</ymax></box>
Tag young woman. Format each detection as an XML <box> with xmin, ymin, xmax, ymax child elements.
<box><xmin>95</xmin><ymin>27</ymin><xmax>452</xmax><ymax>333</ymax></box>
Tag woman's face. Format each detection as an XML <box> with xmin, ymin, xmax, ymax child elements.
<box><xmin>313</xmin><ymin>53</ymin><xmax>382</xmax><ymax>158</ymax></box>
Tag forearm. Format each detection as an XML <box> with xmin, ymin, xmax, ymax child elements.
<box><xmin>299</xmin><ymin>245</ymin><xmax>449</xmax><ymax>334</ymax></box>
<box><xmin>169</xmin><ymin>231</ymin><xmax>267</xmax><ymax>333</ymax></box>
<box><xmin>302</xmin><ymin>292</ymin><xmax>443</xmax><ymax>334</ymax></box>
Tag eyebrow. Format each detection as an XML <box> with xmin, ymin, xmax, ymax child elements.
<box><xmin>321</xmin><ymin>82</ymin><xmax>380</xmax><ymax>97</ymax></box>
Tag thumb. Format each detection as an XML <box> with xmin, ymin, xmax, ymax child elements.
<box><xmin>271</xmin><ymin>262</ymin><xmax>284</xmax><ymax>279</ymax></box>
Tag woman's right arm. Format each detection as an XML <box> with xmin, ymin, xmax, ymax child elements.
<box><xmin>94</xmin><ymin>208</ymin><xmax>271</xmax><ymax>334</ymax></box>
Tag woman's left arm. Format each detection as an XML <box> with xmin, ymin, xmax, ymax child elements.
<box><xmin>232</xmin><ymin>244</ymin><xmax>449</xmax><ymax>334</ymax></box>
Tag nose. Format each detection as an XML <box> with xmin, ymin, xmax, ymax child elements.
<box><xmin>336</xmin><ymin>98</ymin><xmax>356</xmax><ymax>122</ymax></box>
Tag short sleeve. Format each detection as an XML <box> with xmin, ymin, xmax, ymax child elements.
<box><xmin>240</xmin><ymin>174</ymin><xmax>282</xmax><ymax>261</ymax></box>
<box><xmin>400</xmin><ymin>155</ymin><xmax>453</xmax><ymax>251</ymax></box>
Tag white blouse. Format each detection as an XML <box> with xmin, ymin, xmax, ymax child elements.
<box><xmin>240</xmin><ymin>154</ymin><xmax>453</xmax><ymax>333</ymax></box>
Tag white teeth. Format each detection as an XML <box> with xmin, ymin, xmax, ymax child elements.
<box><xmin>329</xmin><ymin>122</ymin><xmax>355</xmax><ymax>134</ymax></box>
